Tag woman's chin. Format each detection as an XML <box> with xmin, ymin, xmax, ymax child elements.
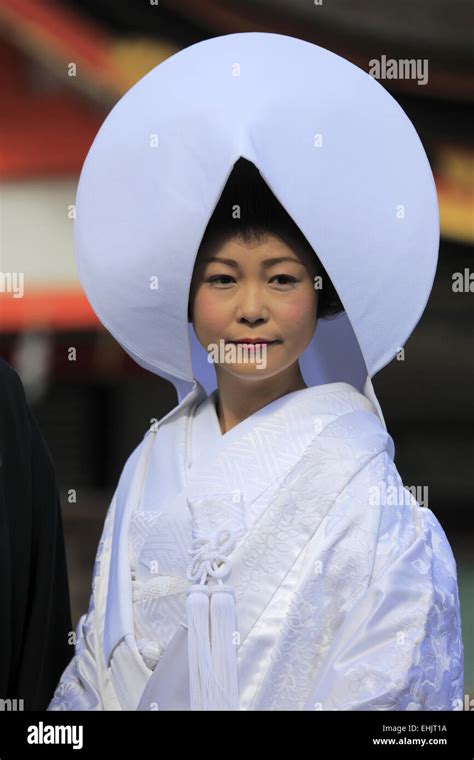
<box><xmin>216</xmin><ymin>360</ymin><xmax>281</xmax><ymax>381</ymax></box>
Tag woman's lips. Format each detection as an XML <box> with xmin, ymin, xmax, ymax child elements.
<box><xmin>229</xmin><ymin>340</ymin><xmax>279</xmax><ymax>346</ymax></box>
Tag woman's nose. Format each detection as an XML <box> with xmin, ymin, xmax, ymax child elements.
<box><xmin>235</xmin><ymin>285</ymin><xmax>269</xmax><ymax>321</ymax></box>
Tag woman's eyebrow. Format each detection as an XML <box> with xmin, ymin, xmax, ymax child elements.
<box><xmin>200</xmin><ymin>256</ymin><xmax>305</xmax><ymax>269</ymax></box>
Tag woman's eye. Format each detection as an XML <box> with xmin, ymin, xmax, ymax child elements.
<box><xmin>207</xmin><ymin>275</ymin><xmax>235</xmax><ymax>286</ymax></box>
<box><xmin>271</xmin><ymin>275</ymin><xmax>298</xmax><ymax>286</ymax></box>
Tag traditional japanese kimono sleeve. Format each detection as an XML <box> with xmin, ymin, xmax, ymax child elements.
<box><xmin>304</xmin><ymin>463</ymin><xmax>464</xmax><ymax>712</ymax></box>
<box><xmin>48</xmin><ymin>596</ymin><xmax>105</xmax><ymax>710</ymax></box>
<box><xmin>48</xmin><ymin>446</ymin><xmax>142</xmax><ymax>711</ymax></box>
<box><xmin>47</xmin><ymin>500</ymin><xmax>116</xmax><ymax>710</ymax></box>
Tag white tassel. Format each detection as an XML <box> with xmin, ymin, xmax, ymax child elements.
<box><xmin>210</xmin><ymin>584</ymin><xmax>240</xmax><ymax>710</ymax></box>
<box><xmin>185</xmin><ymin>527</ymin><xmax>241</xmax><ymax>710</ymax></box>
<box><xmin>186</xmin><ymin>584</ymin><xmax>214</xmax><ymax>710</ymax></box>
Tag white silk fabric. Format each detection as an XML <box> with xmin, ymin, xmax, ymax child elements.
<box><xmin>48</xmin><ymin>382</ymin><xmax>463</xmax><ymax>711</ymax></box>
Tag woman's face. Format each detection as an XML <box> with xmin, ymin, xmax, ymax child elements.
<box><xmin>188</xmin><ymin>234</ymin><xmax>318</xmax><ymax>383</ymax></box>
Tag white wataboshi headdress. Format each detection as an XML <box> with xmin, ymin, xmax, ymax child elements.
<box><xmin>74</xmin><ymin>32</ymin><xmax>439</xmax><ymax>430</ymax></box>
<box><xmin>74</xmin><ymin>32</ymin><xmax>439</xmax><ymax>709</ymax></box>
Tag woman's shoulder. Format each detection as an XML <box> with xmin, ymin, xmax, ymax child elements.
<box><xmin>370</xmin><ymin>470</ymin><xmax>459</xmax><ymax>588</ymax></box>
<box><xmin>315</xmin><ymin>392</ymin><xmax>394</xmax><ymax>466</ymax></box>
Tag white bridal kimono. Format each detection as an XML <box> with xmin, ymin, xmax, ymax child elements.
<box><xmin>50</xmin><ymin>32</ymin><xmax>464</xmax><ymax>710</ymax></box>
<box><xmin>49</xmin><ymin>381</ymin><xmax>463</xmax><ymax>711</ymax></box>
